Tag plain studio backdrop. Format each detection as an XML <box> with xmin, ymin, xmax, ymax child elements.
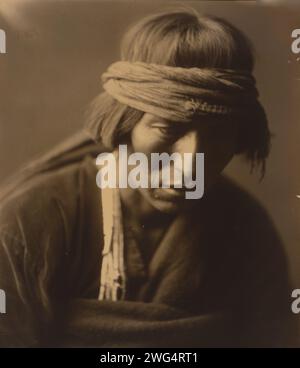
<box><xmin>0</xmin><ymin>0</ymin><xmax>300</xmax><ymax>327</ymax></box>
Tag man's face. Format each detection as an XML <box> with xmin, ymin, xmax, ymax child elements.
<box><xmin>127</xmin><ymin>112</ymin><xmax>238</xmax><ymax>214</ymax></box>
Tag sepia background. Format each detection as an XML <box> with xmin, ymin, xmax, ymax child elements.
<box><xmin>0</xmin><ymin>0</ymin><xmax>300</xmax><ymax>325</ymax></box>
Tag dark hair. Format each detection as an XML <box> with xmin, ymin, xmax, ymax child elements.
<box><xmin>85</xmin><ymin>9</ymin><xmax>270</xmax><ymax>176</ymax></box>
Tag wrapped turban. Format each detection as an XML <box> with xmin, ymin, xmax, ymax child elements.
<box><xmin>84</xmin><ymin>61</ymin><xmax>268</xmax><ymax>154</ymax></box>
<box><xmin>101</xmin><ymin>61</ymin><xmax>261</xmax><ymax>122</ymax></box>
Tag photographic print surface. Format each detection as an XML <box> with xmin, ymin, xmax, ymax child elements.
<box><xmin>0</xmin><ymin>0</ymin><xmax>300</xmax><ymax>348</ymax></box>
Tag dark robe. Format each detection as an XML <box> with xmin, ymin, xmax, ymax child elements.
<box><xmin>0</xmin><ymin>131</ymin><xmax>298</xmax><ymax>347</ymax></box>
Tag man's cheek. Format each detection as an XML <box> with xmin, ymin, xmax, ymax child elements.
<box><xmin>132</xmin><ymin>139</ymin><xmax>166</xmax><ymax>156</ymax></box>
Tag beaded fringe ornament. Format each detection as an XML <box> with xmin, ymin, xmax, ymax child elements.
<box><xmin>98</xmin><ymin>182</ymin><xmax>126</xmax><ymax>301</ymax></box>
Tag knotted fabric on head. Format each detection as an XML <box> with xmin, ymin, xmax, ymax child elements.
<box><xmin>101</xmin><ymin>61</ymin><xmax>261</xmax><ymax>123</ymax></box>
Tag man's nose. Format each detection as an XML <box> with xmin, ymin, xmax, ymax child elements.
<box><xmin>167</xmin><ymin>130</ymin><xmax>202</xmax><ymax>185</ymax></box>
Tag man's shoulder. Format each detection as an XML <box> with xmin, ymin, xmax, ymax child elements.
<box><xmin>0</xmin><ymin>131</ymin><xmax>105</xmax><ymax>201</ymax></box>
<box><xmin>209</xmin><ymin>175</ymin><xmax>273</xmax><ymax>221</ymax></box>
<box><xmin>0</xmin><ymin>163</ymin><xmax>76</xmax><ymax>245</ymax></box>
<box><xmin>0</xmin><ymin>132</ymin><xmax>103</xmax><ymax>243</ymax></box>
<box><xmin>205</xmin><ymin>175</ymin><xmax>284</xmax><ymax>251</ymax></box>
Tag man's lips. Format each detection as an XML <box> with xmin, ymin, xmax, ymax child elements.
<box><xmin>153</xmin><ymin>187</ymin><xmax>187</xmax><ymax>200</ymax></box>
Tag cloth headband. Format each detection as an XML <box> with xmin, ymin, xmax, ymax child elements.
<box><xmin>101</xmin><ymin>61</ymin><xmax>260</xmax><ymax>122</ymax></box>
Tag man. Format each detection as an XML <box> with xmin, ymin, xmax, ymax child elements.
<box><xmin>0</xmin><ymin>9</ymin><xmax>297</xmax><ymax>347</ymax></box>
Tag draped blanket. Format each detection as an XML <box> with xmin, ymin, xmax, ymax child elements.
<box><xmin>61</xmin><ymin>300</ymin><xmax>232</xmax><ymax>348</ymax></box>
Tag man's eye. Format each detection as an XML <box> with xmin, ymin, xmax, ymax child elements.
<box><xmin>154</xmin><ymin>126</ymin><xmax>185</xmax><ymax>137</ymax></box>
<box><xmin>157</xmin><ymin>127</ymin><xmax>172</xmax><ymax>135</ymax></box>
